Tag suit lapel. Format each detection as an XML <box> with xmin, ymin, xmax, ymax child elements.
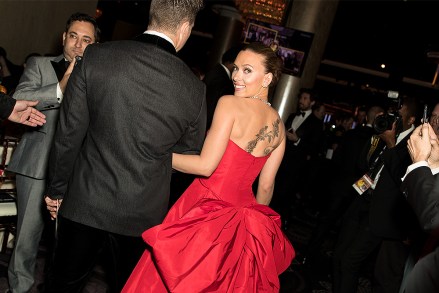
<box><xmin>50</xmin><ymin>55</ymin><xmax>66</xmax><ymax>82</ymax></box>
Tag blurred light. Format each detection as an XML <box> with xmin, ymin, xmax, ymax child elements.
<box><xmin>235</xmin><ymin>0</ymin><xmax>287</xmax><ymax>25</ymax></box>
<box><xmin>380</xmin><ymin>63</ymin><xmax>386</xmax><ymax>69</ymax></box>
<box><xmin>95</xmin><ymin>8</ymin><xmax>103</xmax><ymax>19</ymax></box>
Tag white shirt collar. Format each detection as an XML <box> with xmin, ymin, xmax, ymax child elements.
<box><xmin>396</xmin><ymin>124</ymin><xmax>415</xmax><ymax>145</ymax></box>
<box><xmin>144</xmin><ymin>30</ymin><xmax>175</xmax><ymax>47</ymax></box>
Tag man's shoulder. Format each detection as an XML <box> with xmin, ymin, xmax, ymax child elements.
<box><xmin>204</xmin><ymin>64</ymin><xmax>227</xmax><ymax>81</ymax></box>
<box><xmin>304</xmin><ymin>113</ymin><xmax>322</xmax><ymax>125</ymax></box>
<box><xmin>86</xmin><ymin>40</ymin><xmax>138</xmax><ymax>52</ymax></box>
<box><xmin>30</xmin><ymin>54</ymin><xmax>63</xmax><ymax>64</ymax></box>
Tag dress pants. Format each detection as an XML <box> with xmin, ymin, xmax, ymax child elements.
<box><xmin>305</xmin><ymin>177</ymin><xmax>356</xmax><ymax>261</ymax></box>
<box><xmin>45</xmin><ymin>216</ymin><xmax>146</xmax><ymax>293</ymax></box>
<box><xmin>271</xmin><ymin>145</ymin><xmax>304</xmax><ymax>222</ymax></box>
<box><xmin>403</xmin><ymin>246</ymin><xmax>439</xmax><ymax>293</ymax></box>
<box><xmin>332</xmin><ymin>196</ymin><xmax>381</xmax><ymax>293</ymax></box>
<box><xmin>8</xmin><ymin>175</ymin><xmax>46</xmax><ymax>293</ymax></box>
<box><xmin>373</xmin><ymin>240</ymin><xmax>410</xmax><ymax>293</ymax></box>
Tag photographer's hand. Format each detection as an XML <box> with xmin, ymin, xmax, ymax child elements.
<box><xmin>407</xmin><ymin>124</ymin><xmax>433</xmax><ymax>164</ymax></box>
<box><xmin>379</xmin><ymin>122</ymin><xmax>397</xmax><ymax>148</ymax></box>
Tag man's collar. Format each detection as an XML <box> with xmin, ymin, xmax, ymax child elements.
<box><xmin>144</xmin><ymin>30</ymin><xmax>175</xmax><ymax>47</ymax></box>
<box><xmin>134</xmin><ymin>33</ymin><xmax>177</xmax><ymax>55</ymax></box>
<box><xmin>396</xmin><ymin>124</ymin><xmax>415</xmax><ymax>144</ymax></box>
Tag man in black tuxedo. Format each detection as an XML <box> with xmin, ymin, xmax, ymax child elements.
<box><xmin>333</xmin><ymin>96</ymin><xmax>422</xmax><ymax>293</ymax></box>
<box><xmin>400</xmin><ymin>116</ymin><xmax>439</xmax><ymax>293</ymax></box>
<box><xmin>44</xmin><ymin>1</ymin><xmax>206</xmax><ymax>292</ymax></box>
<box><xmin>169</xmin><ymin>45</ymin><xmax>242</xmax><ymax>207</ymax></box>
<box><xmin>204</xmin><ymin>45</ymin><xmax>242</xmax><ymax>130</ymax></box>
<box><xmin>271</xmin><ymin>88</ymin><xmax>324</xmax><ymax>226</ymax></box>
<box><xmin>301</xmin><ymin>105</ymin><xmax>383</xmax><ymax>268</ymax></box>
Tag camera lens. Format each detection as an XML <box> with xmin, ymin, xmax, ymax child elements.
<box><xmin>373</xmin><ymin>115</ymin><xmax>389</xmax><ymax>134</ymax></box>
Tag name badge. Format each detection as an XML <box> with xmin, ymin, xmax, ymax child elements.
<box><xmin>353</xmin><ymin>174</ymin><xmax>374</xmax><ymax>195</ymax></box>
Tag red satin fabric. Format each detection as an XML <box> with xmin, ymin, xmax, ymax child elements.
<box><xmin>123</xmin><ymin>140</ymin><xmax>295</xmax><ymax>292</ymax></box>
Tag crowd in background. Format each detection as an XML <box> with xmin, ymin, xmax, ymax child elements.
<box><xmin>1</xmin><ymin>4</ymin><xmax>438</xmax><ymax>293</ymax></box>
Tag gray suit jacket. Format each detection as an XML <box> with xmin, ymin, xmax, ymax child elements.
<box><xmin>7</xmin><ymin>55</ymin><xmax>64</xmax><ymax>179</ymax></box>
<box><xmin>46</xmin><ymin>36</ymin><xmax>207</xmax><ymax>236</ymax></box>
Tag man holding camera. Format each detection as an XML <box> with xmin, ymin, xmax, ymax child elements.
<box><xmin>333</xmin><ymin>96</ymin><xmax>422</xmax><ymax>293</ymax></box>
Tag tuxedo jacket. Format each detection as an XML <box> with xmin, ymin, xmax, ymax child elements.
<box><xmin>368</xmin><ymin>133</ymin><xmax>420</xmax><ymax>240</ymax></box>
<box><xmin>402</xmin><ymin>167</ymin><xmax>439</xmax><ymax>231</ymax></box>
<box><xmin>203</xmin><ymin>63</ymin><xmax>234</xmax><ymax>129</ymax></box>
<box><xmin>284</xmin><ymin>112</ymin><xmax>324</xmax><ymax>162</ymax></box>
<box><xmin>7</xmin><ymin>54</ymin><xmax>64</xmax><ymax>179</ymax></box>
<box><xmin>46</xmin><ymin>35</ymin><xmax>207</xmax><ymax>236</ymax></box>
<box><xmin>0</xmin><ymin>92</ymin><xmax>16</xmax><ymax>121</ymax></box>
<box><xmin>329</xmin><ymin>125</ymin><xmax>376</xmax><ymax>193</ymax></box>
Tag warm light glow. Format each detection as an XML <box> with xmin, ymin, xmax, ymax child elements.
<box><xmin>235</xmin><ymin>0</ymin><xmax>287</xmax><ymax>25</ymax></box>
<box><xmin>380</xmin><ymin>64</ymin><xmax>386</xmax><ymax>69</ymax></box>
<box><xmin>95</xmin><ymin>8</ymin><xmax>103</xmax><ymax>19</ymax></box>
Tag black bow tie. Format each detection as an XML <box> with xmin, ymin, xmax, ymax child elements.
<box><xmin>58</xmin><ymin>58</ymin><xmax>70</xmax><ymax>70</ymax></box>
<box><xmin>296</xmin><ymin>111</ymin><xmax>305</xmax><ymax>117</ymax></box>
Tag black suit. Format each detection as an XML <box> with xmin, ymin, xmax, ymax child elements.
<box><xmin>333</xmin><ymin>130</ymin><xmax>421</xmax><ymax>293</ymax></box>
<box><xmin>402</xmin><ymin>167</ymin><xmax>439</xmax><ymax>231</ymax></box>
<box><xmin>203</xmin><ymin>63</ymin><xmax>234</xmax><ymax>130</ymax></box>
<box><xmin>271</xmin><ymin>112</ymin><xmax>324</xmax><ymax>222</ymax></box>
<box><xmin>168</xmin><ymin>63</ymin><xmax>234</xmax><ymax>206</ymax></box>
<box><xmin>304</xmin><ymin>125</ymin><xmax>376</xmax><ymax>261</ymax></box>
<box><xmin>284</xmin><ymin>112</ymin><xmax>324</xmax><ymax>161</ymax></box>
<box><xmin>0</xmin><ymin>92</ymin><xmax>15</xmax><ymax>121</ymax></box>
<box><xmin>400</xmin><ymin>167</ymin><xmax>439</xmax><ymax>293</ymax></box>
<box><xmin>45</xmin><ymin>34</ymin><xmax>206</xmax><ymax>292</ymax></box>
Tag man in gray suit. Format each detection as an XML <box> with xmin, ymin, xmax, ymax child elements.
<box><xmin>6</xmin><ymin>12</ymin><xmax>99</xmax><ymax>293</ymax></box>
<box><xmin>44</xmin><ymin>1</ymin><xmax>206</xmax><ymax>292</ymax></box>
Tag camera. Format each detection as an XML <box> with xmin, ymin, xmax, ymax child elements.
<box><xmin>373</xmin><ymin>112</ymin><xmax>400</xmax><ymax>134</ymax></box>
<box><xmin>372</xmin><ymin>90</ymin><xmax>401</xmax><ymax>134</ymax></box>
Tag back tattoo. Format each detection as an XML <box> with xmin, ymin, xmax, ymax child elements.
<box><xmin>246</xmin><ymin>118</ymin><xmax>281</xmax><ymax>155</ymax></box>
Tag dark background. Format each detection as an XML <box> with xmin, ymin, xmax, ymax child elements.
<box><xmin>95</xmin><ymin>0</ymin><xmax>439</xmax><ymax>111</ymax></box>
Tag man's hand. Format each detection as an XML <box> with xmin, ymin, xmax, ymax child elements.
<box><xmin>424</xmin><ymin>123</ymin><xmax>439</xmax><ymax>169</ymax></box>
<box><xmin>286</xmin><ymin>128</ymin><xmax>299</xmax><ymax>142</ymax></box>
<box><xmin>378</xmin><ymin>121</ymin><xmax>397</xmax><ymax>148</ymax></box>
<box><xmin>9</xmin><ymin>100</ymin><xmax>46</xmax><ymax>126</ymax></box>
<box><xmin>45</xmin><ymin>196</ymin><xmax>62</xmax><ymax>220</ymax></box>
<box><xmin>59</xmin><ymin>57</ymin><xmax>77</xmax><ymax>93</ymax></box>
<box><xmin>407</xmin><ymin>123</ymin><xmax>435</xmax><ymax>164</ymax></box>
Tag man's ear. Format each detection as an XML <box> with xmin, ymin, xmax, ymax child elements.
<box><xmin>175</xmin><ymin>21</ymin><xmax>192</xmax><ymax>51</ymax></box>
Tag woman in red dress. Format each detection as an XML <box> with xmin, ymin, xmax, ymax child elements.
<box><xmin>123</xmin><ymin>42</ymin><xmax>295</xmax><ymax>293</ymax></box>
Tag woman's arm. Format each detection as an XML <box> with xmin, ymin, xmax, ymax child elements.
<box><xmin>172</xmin><ymin>96</ymin><xmax>235</xmax><ymax>176</ymax></box>
<box><xmin>256</xmin><ymin>137</ymin><xmax>285</xmax><ymax>205</ymax></box>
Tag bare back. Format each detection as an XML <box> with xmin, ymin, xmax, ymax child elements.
<box><xmin>228</xmin><ymin>95</ymin><xmax>285</xmax><ymax>157</ymax></box>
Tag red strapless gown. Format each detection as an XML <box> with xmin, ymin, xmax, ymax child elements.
<box><xmin>122</xmin><ymin>140</ymin><xmax>295</xmax><ymax>292</ymax></box>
